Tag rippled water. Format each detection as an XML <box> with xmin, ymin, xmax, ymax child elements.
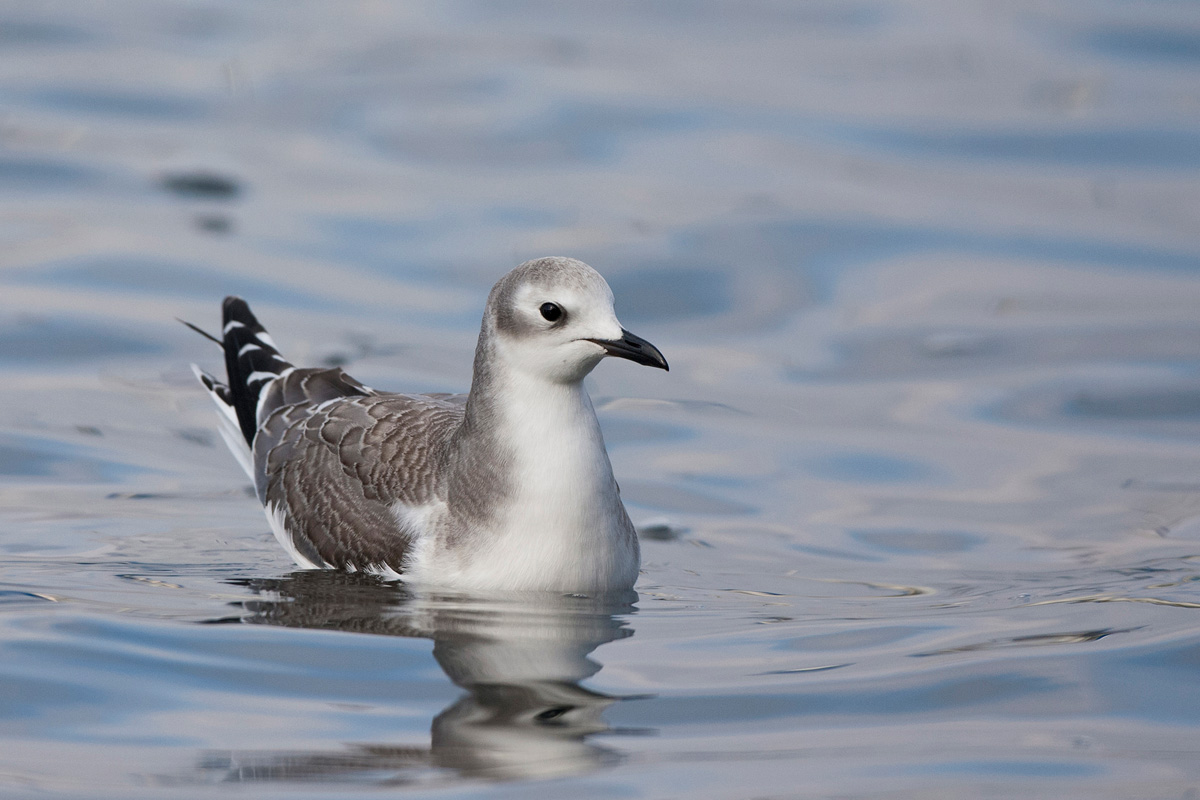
<box><xmin>2</xmin><ymin>1</ymin><xmax>1200</xmax><ymax>797</ymax></box>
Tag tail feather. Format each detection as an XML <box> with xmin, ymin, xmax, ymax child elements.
<box><xmin>220</xmin><ymin>297</ymin><xmax>294</xmax><ymax>446</ymax></box>
<box><xmin>176</xmin><ymin>317</ymin><xmax>222</xmax><ymax>346</ymax></box>
<box><xmin>191</xmin><ymin>363</ymin><xmax>254</xmax><ymax>479</ymax></box>
<box><xmin>188</xmin><ymin>297</ymin><xmax>371</xmax><ymax>481</ymax></box>
<box><xmin>191</xmin><ymin>363</ymin><xmax>233</xmax><ymax>406</ymax></box>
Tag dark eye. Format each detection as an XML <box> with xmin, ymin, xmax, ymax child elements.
<box><xmin>536</xmin><ymin>706</ymin><xmax>573</xmax><ymax>723</ymax></box>
<box><xmin>539</xmin><ymin>302</ymin><xmax>563</xmax><ymax>322</ymax></box>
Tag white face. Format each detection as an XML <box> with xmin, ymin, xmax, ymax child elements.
<box><xmin>495</xmin><ymin>276</ymin><xmax>625</xmax><ymax>384</ymax></box>
<box><xmin>484</xmin><ymin>258</ymin><xmax>628</xmax><ymax>385</ymax></box>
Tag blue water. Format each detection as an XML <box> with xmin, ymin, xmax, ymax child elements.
<box><xmin>1</xmin><ymin>1</ymin><xmax>1199</xmax><ymax>797</ymax></box>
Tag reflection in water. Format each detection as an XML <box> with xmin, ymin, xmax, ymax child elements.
<box><xmin>198</xmin><ymin>572</ymin><xmax>639</xmax><ymax>785</ymax></box>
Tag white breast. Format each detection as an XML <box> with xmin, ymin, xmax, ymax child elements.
<box><xmin>404</xmin><ymin>380</ymin><xmax>639</xmax><ymax>593</ymax></box>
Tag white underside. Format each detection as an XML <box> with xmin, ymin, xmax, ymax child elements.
<box><xmin>259</xmin><ymin>495</ymin><xmax>636</xmax><ymax>592</ymax></box>
<box><xmin>402</xmin><ymin>516</ymin><xmax>639</xmax><ymax>593</ymax></box>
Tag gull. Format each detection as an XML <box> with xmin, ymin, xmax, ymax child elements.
<box><xmin>190</xmin><ymin>257</ymin><xmax>668</xmax><ymax>593</ymax></box>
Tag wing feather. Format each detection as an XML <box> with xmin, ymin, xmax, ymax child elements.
<box><xmin>255</xmin><ymin>392</ymin><xmax>464</xmax><ymax>573</ymax></box>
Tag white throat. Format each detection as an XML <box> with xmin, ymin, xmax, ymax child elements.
<box><xmin>495</xmin><ymin>370</ymin><xmax>621</xmax><ymax>532</ymax></box>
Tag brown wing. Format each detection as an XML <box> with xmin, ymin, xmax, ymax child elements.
<box><xmin>253</xmin><ymin>376</ymin><xmax>465</xmax><ymax>573</ymax></box>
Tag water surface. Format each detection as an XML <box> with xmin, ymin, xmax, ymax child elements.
<box><xmin>1</xmin><ymin>1</ymin><xmax>1199</xmax><ymax>797</ymax></box>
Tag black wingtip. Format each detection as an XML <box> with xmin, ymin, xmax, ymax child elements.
<box><xmin>219</xmin><ymin>296</ymin><xmax>291</xmax><ymax>448</ymax></box>
<box><xmin>222</xmin><ymin>296</ymin><xmax>260</xmax><ymax>328</ymax></box>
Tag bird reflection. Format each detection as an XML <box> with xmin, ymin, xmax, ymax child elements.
<box><xmin>198</xmin><ymin>571</ymin><xmax>641</xmax><ymax>785</ymax></box>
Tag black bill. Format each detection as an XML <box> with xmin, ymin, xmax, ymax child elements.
<box><xmin>586</xmin><ymin>328</ymin><xmax>669</xmax><ymax>371</ymax></box>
